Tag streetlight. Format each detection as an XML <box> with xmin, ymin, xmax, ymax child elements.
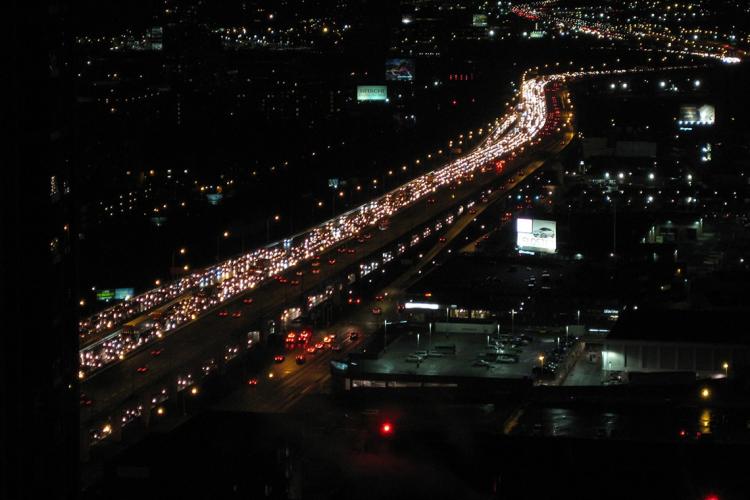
<box><xmin>266</xmin><ymin>214</ymin><xmax>280</xmax><ymax>243</ymax></box>
<box><xmin>538</xmin><ymin>354</ymin><xmax>545</xmax><ymax>374</ymax></box>
<box><xmin>722</xmin><ymin>362</ymin><xmax>729</xmax><ymax>378</ymax></box>
<box><xmin>171</xmin><ymin>247</ymin><xmax>187</xmax><ymax>272</ymax></box>
<box><xmin>510</xmin><ymin>309</ymin><xmax>517</xmax><ymax>336</ymax></box>
<box><xmin>428</xmin><ymin>322</ymin><xmax>432</xmax><ymax>352</ymax></box>
<box><xmin>700</xmin><ymin>387</ymin><xmax>711</xmax><ymax>400</ymax></box>
<box><xmin>577</xmin><ymin>309</ymin><xmax>580</xmax><ymax>325</ymax></box>
<box><xmin>216</xmin><ymin>231</ymin><xmax>230</xmax><ymax>260</ymax></box>
<box><xmin>384</xmin><ymin>320</ymin><xmax>390</xmax><ymax>351</ymax></box>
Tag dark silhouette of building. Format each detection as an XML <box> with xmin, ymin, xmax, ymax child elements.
<box><xmin>3</xmin><ymin>1</ymin><xmax>79</xmax><ymax>499</ymax></box>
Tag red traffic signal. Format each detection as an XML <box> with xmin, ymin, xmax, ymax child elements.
<box><xmin>379</xmin><ymin>422</ymin><xmax>393</xmax><ymax>436</ymax></box>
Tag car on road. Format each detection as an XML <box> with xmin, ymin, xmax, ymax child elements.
<box><xmin>348</xmin><ymin>331</ymin><xmax>360</xmax><ymax>341</ymax></box>
<box><xmin>439</xmin><ymin>236</ymin><xmax>447</xmax><ymax>243</ymax></box>
<box><xmin>232</xmin><ymin>311</ymin><xmax>242</xmax><ymax>318</ymax></box>
<box><xmin>136</xmin><ymin>366</ymin><xmax>149</xmax><ymax>373</ymax></box>
<box><xmin>273</xmin><ymin>355</ymin><xmax>285</xmax><ymax>363</ymax></box>
<box><xmin>327</xmin><ymin>258</ymin><xmax>336</xmax><ymax>265</ymax></box>
<box><xmin>311</xmin><ymin>260</ymin><xmax>321</xmax><ymax>267</ymax></box>
<box><xmin>243</xmin><ymin>297</ymin><xmax>254</xmax><ymax>305</ymax></box>
<box><xmin>218</xmin><ymin>310</ymin><xmax>229</xmax><ymax>317</ymax></box>
<box><xmin>306</xmin><ymin>346</ymin><xmax>317</xmax><ymax>354</ymax></box>
<box><xmin>347</xmin><ymin>296</ymin><xmax>362</xmax><ymax>305</ymax></box>
<box><xmin>295</xmin><ymin>355</ymin><xmax>306</xmax><ymax>365</ymax></box>
<box><xmin>290</xmin><ymin>279</ymin><xmax>300</xmax><ymax>286</ymax></box>
<box><xmin>427</xmin><ymin>197</ymin><xmax>437</xmax><ymax>204</ymax></box>
<box><xmin>79</xmin><ymin>393</ymin><xmax>93</xmax><ymax>407</ymax></box>
<box><xmin>472</xmin><ymin>359</ymin><xmax>490</xmax><ymax>367</ymax></box>
<box><xmin>295</xmin><ymin>270</ymin><xmax>304</xmax><ymax>276</ymax></box>
<box><xmin>277</xmin><ymin>277</ymin><xmax>289</xmax><ymax>284</ymax></box>
<box><xmin>150</xmin><ymin>348</ymin><xmax>164</xmax><ymax>357</ymax></box>
<box><xmin>498</xmin><ymin>355</ymin><xmax>519</xmax><ymax>363</ymax></box>
<box><xmin>374</xmin><ymin>295</ymin><xmax>384</xmax><ymax>301</ymax></box>
<box><xmin>346</xmin><ymin>248</ymin><xmax>356</xmax><ymax>254</ymax></box>
<box><xmin>371</xmin><ymin>307</ymin><xmax>382</xmax><ymax>315</ymax></box>
<box><xmin>311</xmin><ymin>268</ymin><xmax>321</xmax><ymax>274</ymax></box>
<box><xmin>247</xmin><ymin>378</ymin><xmax>258</xmax><ymax>386</ymax></box>
<box><xmin>314</xmin><ymin>342</ymin><xmax>324</xmax><ymax>350</ymax></box>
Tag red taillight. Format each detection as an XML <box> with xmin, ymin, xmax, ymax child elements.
<box><xmin>380</xmin><ymin>422</ymin><xmax>393</xmax><ymax>436</ymax></box>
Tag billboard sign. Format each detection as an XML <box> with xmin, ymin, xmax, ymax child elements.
<box><xmin>516</xmin><ymin>218</ymin><xmax>557</xmax><ymax>253</ymax></box>
<box><xmin>114</xmin><ymin>288</ymin><xmax>134</xmax><ymax>300</ymax></box>
<box><xmin>357</xmin><ymin>85</ymin><xmax>388</xmax><ymax>102</ymax></box>
<box><xmin>678</xmin><ymin>104</ymin><xmax>715</xmax><ymax>126</ymax></box>
<box><xmin>472</xmin><ymin>14</ymin><xmax>488</xmax><ymax>27</ymax></box>
<box><xmin>385</xmin><ymin>58</ymin><xmax>415</xmax><ymax>81</ymax></box>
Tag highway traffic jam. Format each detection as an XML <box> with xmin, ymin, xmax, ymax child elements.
<box><xmin>78</xmin><ymin>73</ymin><xmax>575</xmax><ymax>381</ymax></box>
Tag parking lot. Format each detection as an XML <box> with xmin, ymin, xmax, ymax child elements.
<box><xmin>350</xmin><ymin>328</ymin><xmax>579</xmax><ymax>382</ymax></box>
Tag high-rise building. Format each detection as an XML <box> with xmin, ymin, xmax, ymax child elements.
<box><xmin>3</xmin><ymin>1</ymin><xmax>79</xmax><ymax>499</ymax></box>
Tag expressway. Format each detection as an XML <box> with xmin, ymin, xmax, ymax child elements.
<box><xmin>212</xmin><ymin>107</ymin><xmax>576</xmax><ymax>416</ymax></box>
<box><xmin>78</xmin><ymin>74</ymin><xmax>560</xmax><ymax>378</ymax></box>
<box><xmin>81</xmin><ymin>77</ymin><xmax>575</xmax><ymax>445</ymax></box>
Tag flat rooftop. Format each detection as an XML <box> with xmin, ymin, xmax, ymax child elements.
<box><xmin>347</xmin><ymin>329</ymin><xmax>555</xmax><ymax>381</ymax></box>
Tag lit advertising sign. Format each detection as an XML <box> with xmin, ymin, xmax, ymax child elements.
<box><xmin>114</xmin><ymin>288</ymin><xmax>135</xmax><ymax>300</ymax></box>
<box><xmin>677</xmin><ymin>104</ymin><xmax>715</xmax><ymax>126</ymax></box>
<box><xmin>385</xmin><ymin>58</ymin><xmax>415</xmax><ymax>81</ymax></box>
<box><xmin>516</xmin><ymin>218</ymin><xmax>556</xmax><ymax>253</ymax></box>
<box><xmin>472</xmin><ymin>14</ymin><xmax>488</xmax><ymax>27</ymax></box>
<box><xmin>404</xmin><ymin>302</ymin><xmax>440</xmax><ymax>310</ymax></box>
<box><xmin>357</xmin><ymin>85</ymin><xmax>388</xmax><ymax>102</ymax></box>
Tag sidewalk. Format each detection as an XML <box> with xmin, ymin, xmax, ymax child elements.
<box><xmin>561</xmin><ymin>352</ymin><xmax>603</xmax><ymax>386</ymax></box>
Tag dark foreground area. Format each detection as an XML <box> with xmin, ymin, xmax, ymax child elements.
<box><xmin>86</xmin><ymin>401</ymin><xmax>745</xmax><ymax>500</ymax></box>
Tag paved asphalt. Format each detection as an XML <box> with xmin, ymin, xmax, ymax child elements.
<box><xmin>81</xmin><ymin>86</ymin><xmax>574</xmax><ymax>429</ymax></box>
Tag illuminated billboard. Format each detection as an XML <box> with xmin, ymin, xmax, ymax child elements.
<box><xmin>357</xmin><ymin>85</ymin><xmax>388</xmax><ymax>102</ymax></box>
<box><xmin>678</xmin><ymin>104</ymin><xmax>715</xmax><ymax>126</ymax></box>
<box><xmin>472</xmin><ymin>14</ymin><xmax>488</xmax><ymax>27</ymax></box>
<box><xmin>114</xmin><ymin>288</ymin><xmax>134</xmax><ymax>300</ymax></box>
<box><xmin>516</xmin><ymin>218</ymin><xmax>556</xmax><ymax>254</ymax></box>
<box><xmin>385</xmin><ymin>59</ymin><xmax>415</xmax><ymax>81</ymax></box>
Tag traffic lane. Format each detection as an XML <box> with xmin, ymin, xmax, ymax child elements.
<box><xmin>227</xmin><ymin>292</ymin><xmax>397</xmax><ymax>414</ymax></box>
<box><xmin>81</xmin><ymin>155</ymin><xmax>526</xmax><ymax>409</ymax></box>
<box><xmin>81</xmin><ymin>284</ymin><xmax>288</xmax><ymax>420</ymax></box>
<box><xmin>81</xmin><ymin>97</ymin><xmax>573</xmax><ymax>422</ymax></box>
<box><xmin>214</xmin><ymin>312</ymin><xmax>380</xmax><ymax>413</ymax></box>
<box><xmin>205</xmin><ymin>143</ymin><xmax>566</xmax><ymax>415</ymax></box>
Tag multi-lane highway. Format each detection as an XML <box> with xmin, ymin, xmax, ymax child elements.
<box><xmin>80</xmin><ymin>75</ymin><xmax>576</xmax><ymax>449</ymax></box>
<box><xmin>78</xmin><ymin>74</ymin><xmax>562</xmax><ymax>378</ymax></box>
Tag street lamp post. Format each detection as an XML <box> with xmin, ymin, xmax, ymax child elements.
<box><xmin>384</xmin><ymin>320</ymin><xmax>389</xmax><ymax>351</ymax></box>
<box><xmin>171</xmin><ymin>247</ymin><xmax>187</xmax><ymax>275</ymax></box>
<box><xmin>266</xmin><ymin>214</ymin><xmax>280</xmax><ymax>243</ymax></box>
<box><xmin>722</xmin><ymin>362</ymin><xmax>729</xmax><ymax>378</ymax></box>
<box><xmin>428</xmin><ymin>322</ymin><xmax>432</xmax><ymax>352</ymax></box>
<box><xmin>217</xmin><ymin>231</ymin><xmax>229</xmax><ymax>261</ymax></box>
<box><xmin>577</xmin><ymin>309</ymin><xmax>581</xmax><ymax>325</ymax></box>
<box><xmin>510</xmin><ymin>309</ymin><xmax>516</xmax><ymax>336</ymax></box>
